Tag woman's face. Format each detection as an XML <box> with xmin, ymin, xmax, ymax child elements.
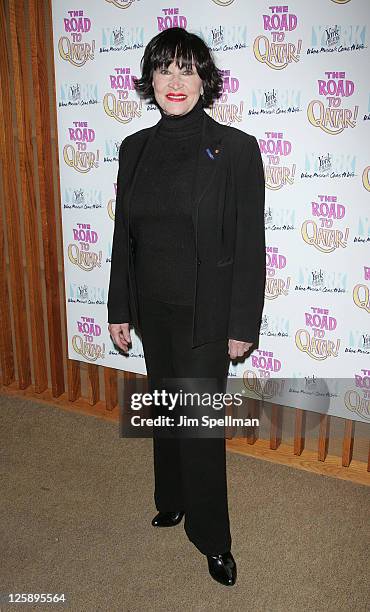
<box><xmin>152</xmin><ymin>59</ymin><xmax>203</xmax><ymax>116</ymax></box>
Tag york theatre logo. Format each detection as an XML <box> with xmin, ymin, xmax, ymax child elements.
<box><xmin>302</xmin><ymin>151</ymin><xmax>355</xmax><ymax>180</ymax></box>
<box><xmin>307</xmin><ymin>24</ymin><xmax>366</xmax><ymax>55</ymax></box>
<box><xmin>58</xmin><ymin>82</ymin><xmax>98</xmax><ymax>108</ymax></box>
<box><xmin>248</xmin><ymin>87</ymin><xmax>302</xmax><ymax>116</ymax></box>
<box><xmin>295</xmin><ymin>266</ymin><xmax>346</xmax><ymax>295</ymax></box>
<box><xmin>103</xmin><ymin>68</ymin><xmax>142</xmax><ymax>124</ymax></box>
<box><xmin>62</xmin><ymin>187</ymin><xmax>103</xmax><ymax>211</ymax></box>
<box><xmin>58</xmin><ymin>10</ymin><xmax>95</xmax><ymax>67</ymax></box>
<box><xmin>307</xmin><ymin>71</ymin><xmax>359</xmax><ymax>134</ymax></box>
<box><xmin>253</xmin><ymin>5</ymin><xmax>302</xmax><ymax>69</ymax></box>
<box><xmin>100</xmin><ymin>25</ymin><xmax>144</xmax><ymax>53</ymax></box>
<box><xmin>197</xmin><ymin>24</ymin><xmax>247</xmax><ymax>52</ymax></box>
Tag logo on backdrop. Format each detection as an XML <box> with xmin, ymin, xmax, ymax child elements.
<box><xmin>301</xmin><ymin>195</ymin><xmax>349</xmax><ymax>254</ymax></box>
<box><xmin>196</xmin><ymin>24</ymin><xmax>247</xmax><ymax>52</ymax></box>
<box><xmin>58</xmin><ymin>10</ymin><xmax>95</xmax><ymax>67</ymax></box>
<box><xmin>105</xmin><ymin>0</ymin><xmax>137</xmax><ymax>8</ymax></box>
<box><xmin>364</xmin><ymin>94</ymin><xmax>370</xmax><ymax>121</ymax></box>
<box><xmin>103</xmin><ymin>68</ymin><xmax>142</xmax><ymax>124</ymax></box>
<box><xmin>157</xmin><ymin>8</ymin><xmax>187</xmax><ymax>31</ymax></box>
<box><xmin>103</xmin><ymin>140</ymin><xmax>121</xmax><ymax>164</ymax></box>
<box><xmin>63</xmin><ymin>122</ymin><xmax>99</xmax><ymax>173</ymax></box>
<box><xmin>71</xmin><ymin>317</ymin><xmax>105</xmax><ymax>362</ymax></box>
<box><xmin>265</xmin><ymin>246</ymin><xmax>291</xmax><ymax>300</ymax></box>
<box><xmin>307</xmin><ymin>71</ymin><xmax>358</xmax><ymax>134</ymax></box>
<box><xmin>295</xmin><ymin>307</ymin><xmax>341</xmax><ymax>360</ymax></box>
<box><xmin>243</xmin><ymin>350</ymin><xmax>284</xmax><ymax>400</ymax></box>
<box><xmin>260</xmin><ymin>313</ymin><xmax>289</xmax><ymax>339</ymax></box>
<box><xmin>302</xmin><ymin>151</ymin><xmax>355</xmax><ymax>179</ymax></box>
<box><xmin>62</xmin><ymin>187</ymin><xmax>103</xmax><ymax>210</ymax></box>
<box><xmin>100</xmin><ymin>25</ymin><xmax>144</xmax><ymax>53</ymax></box>
<box><xmin>353</xmin><ymin>267</ymin><xmax>370</xmax><ymax>315</ymax></box>
<box><xmin>68</xmin><ymin>282</ymin><xmax>105</xmax><ymax>306</ymax></box>
<box><xmin>211</xmin><ymin>0</ymin><xmax>235</xmax><ymax>5</ymax></box>
<box><xmin>58</xmin><ymin>82</ymin><xmax>98</xmax><ymax>108</ymax></box>
<box><xmin>248</xmin><ymin>87</ymin><xmax>302</xmax><ymax>116</ymax></box>
<box><xmin>345</xmin><ymin>328</ymin><xmax>370</xmax><ymax>355</ymax></box>
<box><xmin>67</xmin><ymin>223</ymin><xmax>102</xmax><ymax>271</ymax></box>
<box><xmin>295</xmin><ymin>266</ymin><xmax>346</xmax><ymax>295</ymax></box>
<box><xmin>253</xmin><ymin>5</ymin><xmax>302</xmax><ymax>69</ymax></box>
<box><xmin>265</xmin><ymin>204</ymin><xmax>295</xmax><ymax>232</ymax></box>
<box><xmin>307</xmin><ymin>23</ymin><xmax>366</xmax><ymax>55</ymax></box>
<box><xmin>207</xmin><ymin>69</ymin><xmax>243</xmax><ymax>125</ymax></box>
<box><xmin>353</xmin><ymin>209</ymin><xmax>370</xmax><ymax>245</ymax></box>
<box><xmin>344</xmin><ymin>370</ymin><xmax>370</xmax><ymax>421</ymax></box>
<box><xmin>259</xmin><ymin>132</ymin><xmax>296</xmax><ymax>190</ymax></box>
<box><xmin>107</xmin><ymin>183</ymin><xmax>118</xmax><ymax>221</ymax></box>
<box><xmin>363</xmin><ymin>166</ymin><xmax>370</xmax><ymax>191</ymax></box>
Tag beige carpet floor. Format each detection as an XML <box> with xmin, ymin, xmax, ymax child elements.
<box><xmin>0</xmin><ymin>393</ymin><xmax>369</xmax><ymax>612</ymax></box>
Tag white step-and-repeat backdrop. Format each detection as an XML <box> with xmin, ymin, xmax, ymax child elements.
<box><xmin>51</xmin><ymin>0</ymin><xmax>369</xmax><ymax>423</ymax></box>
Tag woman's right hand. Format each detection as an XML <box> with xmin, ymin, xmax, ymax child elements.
<box><xmin>108</xmin><ymin>323</ymin><xmax>131</xmax><ymax>352</ymax></box>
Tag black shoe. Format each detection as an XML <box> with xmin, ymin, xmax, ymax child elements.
<box><xmin>151</xmin><ymin>511</ymin><xmax>184</xmax><ymax>527</ymax></box>
<box><xmin>207</xmin><ymin>551</ymin><xmax>237</xmax><ymax>586</ymax></box>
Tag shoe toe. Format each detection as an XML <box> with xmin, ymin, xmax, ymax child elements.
<box><xmin>207</xmin><ymin>552</ymin><xmax>237</xmax><ymax>586</ymax></box>
<box><xmin>151</xmin><ymin>511</ymin><xmax>184</xmax><ymax>527</ymax></box>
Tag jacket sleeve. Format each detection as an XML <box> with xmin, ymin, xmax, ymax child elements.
<box><xmin>107</xmin><ymin>138</ymin><xmax>131</xmax><ymax>324</ymax></box>
<box><xmin>227</xmin><ymin>135</ymin><xmax>266</xmax><ymax>345</ymax></box>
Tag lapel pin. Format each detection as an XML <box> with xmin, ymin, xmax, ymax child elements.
<box><xmin>205</xmin><ymin>147</ymin><xmax>215</xmax><ymax>160</ymax></box>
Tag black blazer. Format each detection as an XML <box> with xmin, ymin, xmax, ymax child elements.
<box><xmin>107</xmin><ymin>110</ymin><xmax>266</xmax><ymax>349</ymax></box>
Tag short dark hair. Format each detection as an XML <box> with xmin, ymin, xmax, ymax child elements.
<box><xmin>133</xmin><ymin>27</ymin><xmax>223</xmax><ymax>108</ymax></box>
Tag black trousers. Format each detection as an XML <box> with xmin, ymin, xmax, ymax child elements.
<box><xmin>136</xmin><ymin>293</ymin><xmax>232</xmax><ymax>555</ymax></box>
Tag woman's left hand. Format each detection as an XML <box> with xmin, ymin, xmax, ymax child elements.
<box><xmin>228</xmin><ymin>339</ymin><xmax>253</xmax><ymax>359</ymax></box>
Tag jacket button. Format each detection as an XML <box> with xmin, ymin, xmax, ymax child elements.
<box><xmin>197</xmin><ymin>258</ymin><xmax>201</xmax><ymax>265</ymax></box>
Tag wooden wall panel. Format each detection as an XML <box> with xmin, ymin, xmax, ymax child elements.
<box><xmin>342</xmin><ymin>419</ymin><xmax>355</xmax><ymax>467</ymax></box>
<box><xmin>0</xmin><ymin>77</ymin><xmax>15</xmax><ymax>386</ymax></box>
<box><xmin>270</xmin><ymin>404</ymin><xmax>282</xmax><ymax>450</ymax></box>
<box><xmin>0</xmin><ymin>0</ymin><xmax>31</xmax><ymax>389</ymax></box>
<box><xmin>104</xmin><ymin>367</ymin><xmax>118</xmax><ymax>411</ymax></box>
<box><xmin>318</xmin><ymin>415</ymin><xmax>330</xmax><ymax>462</ymax></box>
<box><xmin>28</xmin><ymin>0</ymin><xmax>65</xmax><ymax>397</ymax></box>
<box><xmin>294</xmin><ymin>409</ymin><xmax>306</xmax><ymax>456</ymax></box>
<box><xmin>9</xmin><ymin>0</ymin><xmax>48</xmax><ymax>393</ymax></box>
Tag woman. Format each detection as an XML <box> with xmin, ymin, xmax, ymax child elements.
<box><xmin>107</xmin><ymin>27</ymin><xmax>266</xmax><ymax>587</ymax></box>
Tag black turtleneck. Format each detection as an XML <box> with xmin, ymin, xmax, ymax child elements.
<box><xmin>129</xmin><ymin>97</ymin><xmax>204</xmax><ymax>305</ymax></box>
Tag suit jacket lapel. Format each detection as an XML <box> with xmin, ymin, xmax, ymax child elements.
<box><xmin>122</xmin><ymin>120</ymin><xmax>160</xmax><ymax>222</ymax></box>
<box><xmin>190</xmin><ymin>112</ymin><xmax>224</xmax><ymax>241</ymax></box>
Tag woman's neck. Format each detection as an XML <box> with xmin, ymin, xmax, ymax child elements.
<box><xmin>158</xmin><ymin>96</ymin><xmax>204</xmax><ymax>138</ymax></box>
